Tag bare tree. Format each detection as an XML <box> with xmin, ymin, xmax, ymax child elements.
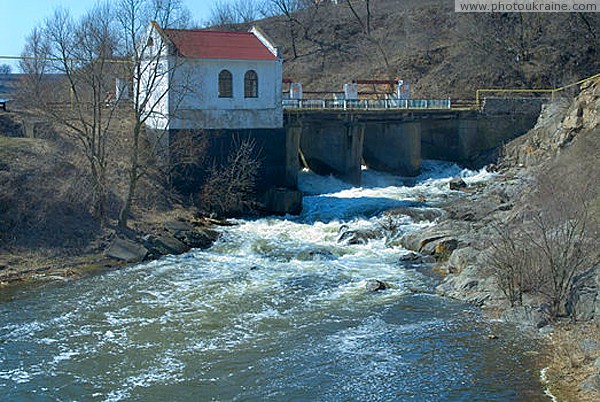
<box><xmin>115</xmin><ymin>0</ymin><xmax>193</xmax><ymax>228</ymax></box>
<box><xmin>199</xmin><ymin>137</ymin><xmax>262</xmax><ymax>217</ymax></box>
<box><xmin>345</xmin><ymin>0</ymin><xmax>393</xmax><ymax>78</ymax></box>
<box><xmin>207</xmin><ymin>0</ymin><xmax>267</xmax><ymax>27</ymax></box>
<box><xmin>20</xmin><ymin>5</ymin><xmax>121</xmax><ymax>220</ymax></box>
<box><xmin>19</xmin><ymin>0</ymin><xmax>193</xmax><ymax>227</ymax></box>
<box><xmin>0</xmin><ymin>64</ymin><xmax>11</xmax><ymax>75</ymax></box>
<box><xmin>487</xmin><ymin>171</ymin><xmax>600</xmax><ymax>318</ymax></box>
<box><xmin>19</xmin><ymin>27</ymin><xmax>52</xmax><ymax>101</ymax></box>
<box><xmin>486</xmin><ymin>222</ymin><xmax>537</xmax><ymax>307</ymax></box>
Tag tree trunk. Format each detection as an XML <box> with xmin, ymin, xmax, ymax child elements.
<box><xmin>118</xmin><ymin>123</ymin><xmax>141</xmax><ymax>228</ymax></box>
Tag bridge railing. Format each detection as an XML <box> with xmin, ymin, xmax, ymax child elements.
<box><xmin>282</xmin><ymin>98</ymin><xmax>452</xmax><ymax>110</ymax></box>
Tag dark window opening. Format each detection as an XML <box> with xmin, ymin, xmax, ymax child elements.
<box><xmin>218</xmin><ymin>69</ymin><xmax>233</xmax><ymax>98</ymax></box>
<box><xmin>244</xmin><ymin>70</ymin><xmax>258</xmax><ymax>98</ymax></box>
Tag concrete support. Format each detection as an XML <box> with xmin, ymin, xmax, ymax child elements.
<box><xmin>285</xmin><ymin>123</ymin><xmax>301</xmax><ymax>187</ymax></box>
<box><xmin>300</xmin><ymin>121</ymin><xmax>365</xmax><ymax>185</ymax></box>
<box><xmin>363</xmin><ymin>122</ymin><xmax>421</xmax><ymax>176</ymax></box>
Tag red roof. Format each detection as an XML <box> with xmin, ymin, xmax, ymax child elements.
<box><xmin>162</xmin><ymin>28</ymin><xmax>278</xmax><ymax>61</ymax></box>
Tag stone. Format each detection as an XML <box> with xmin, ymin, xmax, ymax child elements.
<box><xmin>447</xmin><ymin>247</ymin><xmax>479</xmax><ymax>275</ymax></box>
<box><xmin>365</xmin><ymin>279</ymin><xmax>389</xmax><ymax>292</ymax></box>
<box><xmin>568</xmin><ymin>265</ymin><xmax>599</xmax><ymax>322</ymax></box>
<box><xmin>538</xmin><ymin>325</ymin><xmax>554</xmax><ymax>336</ymax></box>
<box><xmin>398</xmin><ymin>251</ymin><xmax>435</xmax><ymax>266</ymax></box>
<box><xmin>501</xmin><ymin>306</ymin><xmax>549</xmax><ymax>329</ymax></box>
<box><xmin>580</xmin><ymin>374</ymin><xmax>600</xmax><ymax>393</ymax></box>
<box><xmin>177</xmin><ymin>228</ymin><xmax>219</xmax><ymax>250</ymax></box>
<box><xmin>106</xmin><ymin>238</ymin><xmax>148</xmax><ymax>263</ymax></box>
<box><xmin>449</xmin><ymin>178</ymin><xmax>467</xmax><ymax>191</ymax></box>
<box><xmin>338</xmin><ymin>226</ymin><xmax>381</xmax><ymax>245</ymax></box>
<box><xmin>434</xmin><ymin>238</ymin><xmax>458</xmax><ymax>261</ymax></box>
<box><xmin>593</xmin><ymin>356</ymin><xmax>600</xmax><ymax>372</ymax></box>
<box><xmin>144</xmin><ymin>234</ymin><xmax>189</xmax><ymax>256</ymax></box>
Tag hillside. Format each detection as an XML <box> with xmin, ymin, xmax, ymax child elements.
<box><xmin>245</xmin><ymin>0</ymin><xmax>600</xmax><ymax>98</ymax></box>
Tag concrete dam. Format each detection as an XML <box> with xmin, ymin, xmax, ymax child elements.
<box><xmin>284</xmin><ymin>98</ymin><xmax>545</xmax><ymax>185</ymax></box>
<box><xmin>169</xmin><ymin>97</ymin><xmax>544</xmax><ymax>215</ymax></box>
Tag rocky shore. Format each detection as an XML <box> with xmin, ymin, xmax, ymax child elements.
<box><xmin>0</xmin><ymin>212</ymin><xmax>221</xmax><ymax>287</ymax></box>
<box><xmin>396</xmin><ymin>78</ymin><xmax>600</xmax><ymax>401</ymax></box>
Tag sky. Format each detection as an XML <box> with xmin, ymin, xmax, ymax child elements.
<box><xmin>0</xmin><ymin>0</ymin><xmax>217</xmax><ymax>72</ymax></box>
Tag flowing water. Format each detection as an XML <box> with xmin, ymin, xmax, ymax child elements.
<box><xmin>0</xmin><ymin>162</ymin><xmax>547</xmax><ymax>401</ymax></box>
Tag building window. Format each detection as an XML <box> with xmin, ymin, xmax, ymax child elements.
<box><xmin>218</xmin><ymin>69</ymin><xmax>233</xmax><ymax>98</ymax></box>
<box><xmin>244</xmin><ymin>70</ymin><xmax>258</xmax><ymax>98</ymax></box>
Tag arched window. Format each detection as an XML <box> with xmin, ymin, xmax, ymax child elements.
<box><xmin>218</xmin><ymin>69</ymin><xmax>233</xmax><ymax>98</ymax></box>
<box><xmin>244</xmin><ymin>70</ymin><xmax>258</xmax><ymax>98</ymax></box>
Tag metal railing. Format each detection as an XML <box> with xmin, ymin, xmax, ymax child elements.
<box><xmin>282</xmin><ymin>98</ymin><xmax>452</xmax><ymax>110</ymax></box>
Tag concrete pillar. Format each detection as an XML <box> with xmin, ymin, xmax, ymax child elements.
<box><xmin>363</xmin><ymin>122</ymin><xmax>421</xmax><ymax>176</ymax></box>
<box><xmin>300</xmin><ymin>120</ymin><xmax>365</xmax><ymax>185</ymax></box>
<box><xmin>457</xmin><ymin>119</ymin><xmax>479</xmax><ymax>161</ymax></box>
<box><xmin>285</xmin><ymin>123</ymin><xmax>301</xmax><ymax>188</ymax></box>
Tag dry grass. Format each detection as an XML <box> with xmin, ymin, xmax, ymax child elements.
<box><xmin>545</xmin><ymin>322</ymin><xmax>600</xmax><ymax>402</ymax></box>
<box><xmin>255</xmin><ymin>0</ymin><xmax>600</xmax><ymax>98</ymax></box>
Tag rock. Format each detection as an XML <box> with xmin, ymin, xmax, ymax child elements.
<box><xmin>538</xmin><ymin>325</ymin><xmax>554</xmax><ymax>336</ymax></box>
<box><xmin>338</xmin><ymin>226</ymin><xmax>381</xmax><ymax>245</ymax></box>
<box><xmin>296</xmin><ymin>249</ymin><xmax>337</xmax><ymax>261</ymax></box>
<box><xmin>434</xmin><ymin>238</ymin><xmax>458</xmax><ymax>261</ymax></box>
<box><xmin>568</xmin><ymin>265</ymin><xmax>600</xmax><ymax>322</ymax></box>
<box><xmin>144</xmin><ymin>233</ymin><xmax>188</xmax><ymax>256</ymax></box>
<box><xmin>164</xmin><ymin>220</ymin><xmax>193</xmax><ymax>234</ymax></box>
<box><xmin>447</xmin><ymin>247</ymin><xmax>480</xmax><ymax>274</ymax></box>
<box><xmin>418</xmin><ymin>234</ymin><xmax>448</xmax><ymax>254</ymax></box>
<box><xmin>384</xmin><ymin>207</ymin><xmax>444</xmax><ymax>223</ymax></box>
<box><xmin>436</xmin><ymin>264</ymin><xmax>501</xmax><ymax>307</ymax></box>
<box><xmin>580</xmin><ymin>374</ymin><xmax>600</xmax><ymax>393</ymax></box>
<box><xmin>594</xmin><ymin>356</ymin><xmax>600</xmax><ymax>372</ymax></box>
<box><xmin>178</xmin><ymin>228</ymin><xmax>219</xmax><ymax>250</ymax></box>
<box><xmin>106</xmin><ymin>238</ymin><xmax>148</xmax><ymax>263</ymax></box>
<box><xmin>449</xmin><ymin>178</ymin><xmax>467</xmax><ymax>191</ymax></box>
<box><xmin>501</xmin><ymin>306</ymin><xmax>548</xmax><ymax>329</ymax></box>
<box><xmin>365</xmin><ymin>279</ymin><xmax>389</xmax><ymax>292</ymax></box>
<box><xmin>398</xmin><ymin>251</ymin><xmax>435</xmax><ymax>266</ymax></box>
<box><xmin>579</xmin><ymin>338</ymin><xmax>600</xmax><ymax>355</ymax></box>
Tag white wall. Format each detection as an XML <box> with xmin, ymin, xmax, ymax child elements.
<box><xmin>169</xmin><ymin>58</ymin><xmax>283</xmax><ymax>130</ymax></box>
<box><xmin>139</xmin><ymin>25</ymin><xmax>171</xmax><ymax>130</ymax></box>
<box><xmin>139</xmin><ymin>23</ymin><xmax>283</xmax><ymax>131</ymax></box>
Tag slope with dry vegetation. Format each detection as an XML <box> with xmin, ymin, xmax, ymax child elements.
<box><xmin>241</xmin><ymin>0</ymin><xmax>600</xmax><ymax>98</ymax></box>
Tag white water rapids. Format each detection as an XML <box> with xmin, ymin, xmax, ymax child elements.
<box><xmin>0</xmin><ymin>161</ymin><xmax>548</xmax><ymax>401</ymax></box>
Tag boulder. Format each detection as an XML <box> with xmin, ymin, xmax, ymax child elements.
<box><xmin>580</xmin><ymin>374</ymin><xmax>600</xmax><ymax>393</ymax></box>
<box><xmin>398</xmin><ymin>251</ymin><xmax>435</xmax><ymax>266</ymax></box>
<box><xmin>436</xmin><ymin>264</ymin><xmax>502</xmax><ymax>308</ymax></box>
<box><xmin>178</xmin><ymin>228</ymin><xmax>219</xmax><ymax>249</ymax></box>
<box><xmin>449</xmin><ymin>178</ymin><xmax>467</xmax><ymax>191</ymax></box>
<box><xmin>447</xmin><ymin>247</ymin><xmax>480</xmax><ymax>274</ymax></box>
<box><xmin>106</xmin><ymin>238</ymin><xmax>148</xmax><ymax>263</ymax></box>
<box><xmin>568</xmin><ymin>265</ymin><xmax>600</xmax><ymax>322</ymax></box>
<box><xmin>143</xmin><ymin>233</ymin><xmax>189</xmax><ymax>256</ymax></box>
<box><xmin>338</xmin><ymin>226</ymin><xmax>381</xmax><ymax>245</ymax></box>
<box><xmin>434</xmin><ymin>238</ymin><xmax>458</xmax><ymax>261</ymax></box>
<box><xmin>501</xmin><ymin>306</ymin><xmax>549</xmax><ymax>329</ymax></box>
<box><xmin>365</xmin><ymin>279</ymin><xmax>389</xmax><ymax>292</ymax></box>
<box><xmin>163</xmin><ymin>220</ymin><xmax>219</xmax><ymax>250</ymax></box>
<box><xmin>594</xmin><ymin>356</ymin><xmax>600</xmax><ymax>372</ymax></box>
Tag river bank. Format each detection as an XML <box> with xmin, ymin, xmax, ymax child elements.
<box><xmin>397</xmin><ymin>78</ymin><xmax>600</xmax><ymax>401</ymax></box>
<box><xmin>0</xmin><ymin>208</ymin><xmax>220</xmax><ymax>289</ymax></box>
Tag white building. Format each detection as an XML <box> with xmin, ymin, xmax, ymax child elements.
<box><xmin>141</xmin><ymin>21</ymin><xmax>283</xmax><ymax>131</ymax></box>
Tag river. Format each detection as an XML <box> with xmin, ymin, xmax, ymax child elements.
<box><xmin>0</xmin><ymin>162</ymin><xmax>547</xmax><ymax>401</ymax></box>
